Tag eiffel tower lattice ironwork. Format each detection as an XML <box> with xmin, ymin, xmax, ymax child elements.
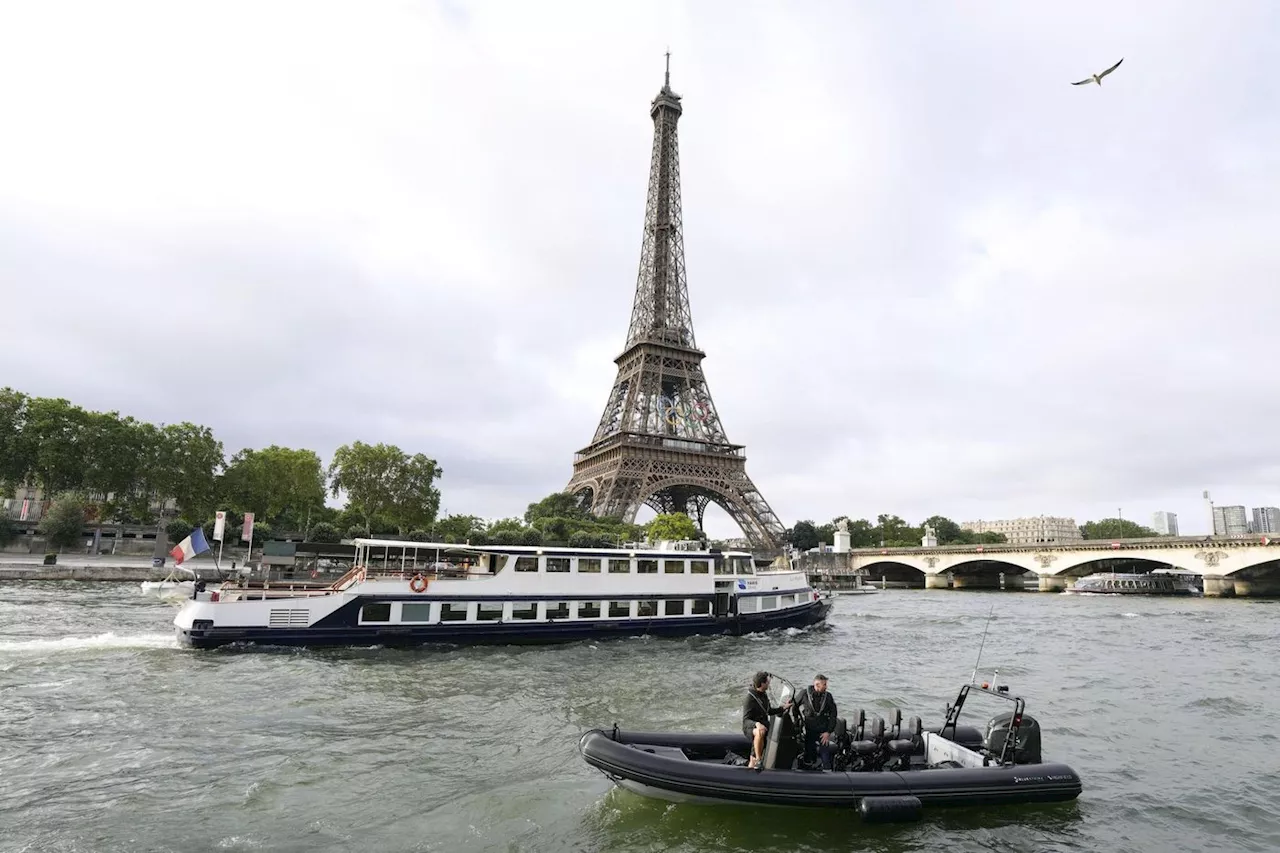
<box><xmin>564</xmin><ymin>59</ymin><xmax>786</xmax><ymax>549</ymax></box>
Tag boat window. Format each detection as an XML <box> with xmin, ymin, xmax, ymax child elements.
<box><xmin>577</xmin><ymin>558</ymin><xmax>601</xmax><ymax>574</ymax></box>
<box><xmin>637</xmin><ymin>559</ymin><xmax>658</xmax><ymax>574</ymax></box>
<box><xmin>663</xmin><ymin>559</ymin><xmax>686</xmax><ymax>574</ymax></box>
<box><xmin>608</xmin><ymin>601</ymin><xmax>631</xmax><ymax>618</ymax></box>
<box><xmin>547</xmin><ymin>601</ymin><xmax>570</xmax><ymax>620</ymax></box>
<box><xmin>578</xmin><ymin>602</ymin><xmax>602</xmax><ymax>619</ymax></box>
<box><xmin>714</xmin><ymin>559</ymin><xmax>733</xmax><ymax>575</ymax></box>
<box><xmin>361</xmin><ymin>603</ymin><xmax>391</xmax><ymax>622</ymax></box>
<box><xmin>401</xmin><ymin>603</ymin><xmax>433</xmax><ymax>623</ymax></box>
<box><xmin>761</xmin><ymin>596</ymin><xmax>778</xmax><ymax>610</ymax></box>
<box><xmin>546</xmin><ymin>558</ymin><xmax>570</xmax><ymax>573</ymax></box>
<box><xmin>781</xmin><ymin>593</ymin><xmax>796</xmax><ymax>606</ymax></box>
<box><xmin>738</xmin><ymin>597</ymin><xmax>759</xmax><ymax>613</ymax></box>
<box><xmin>664</xmin><ymin>599</ymin><xmax>686</xmax><ymax>616</ymax></box>
<box><xmin>511</xmin><ymin>602</ymin><xmax>538</xmax><ymax>620</ymax></box>
<box><xmin>689</xmin><ymin>560</ymin><xmax>710</xmax><ymax>574</ymax></box>
<box><xmin>608</xmin><ymin>559</ymin><xmax>631</xmax><ymax>574</ymax></box>
<box><xmin>515</xmin><ymin>557</ymin><xmax>539</xmax><ymax>573</ymax></box>
<box><xmin>691</xmin><ymin>599</ymin><xmax>711</xmax><ymax>615</ymax></box>
<box><xmin>477</xmin><ymin>602</ymin><xmax>504</xmax><ymax>621</ymax></box>
<box><xmin>637</xmin><ymin>600</ymin><xmax>657</xmax><ymax>617</ymax></box>
<box><xmin>440</xmin><ymin>602</ymin><xmax>469</xmax><ymax>622</ymax></box>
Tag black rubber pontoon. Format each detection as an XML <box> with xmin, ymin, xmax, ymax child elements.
<box><xmin>578</xmin><ymin>677</ymin><xmax>1082</xmax><ymax>822</ymax></box>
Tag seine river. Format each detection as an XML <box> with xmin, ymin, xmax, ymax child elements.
<box><xmin>1</xmin><ymin>581</ymin><xmax>1277</xmax><ymax>852</ymax></box>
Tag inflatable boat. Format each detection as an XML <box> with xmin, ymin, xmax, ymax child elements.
<box><xmin>578</xmin><ymin>676</ymin><xmax>1082</xmax><ymax>823</ymax></box>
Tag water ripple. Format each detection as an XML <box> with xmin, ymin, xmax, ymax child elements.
<box><xmin>0</xmin><ymin>583</ymin><xmax>1277</xmax><ymax>852</ymax></box>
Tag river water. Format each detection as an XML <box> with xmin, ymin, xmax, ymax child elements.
<box><xmin>1</xmin><ymin>581</ymin><xmax>1277</xmax><ymax>853</ymax></box>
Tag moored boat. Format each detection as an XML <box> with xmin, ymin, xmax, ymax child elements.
<box><xmin>578</xmin><ymin>676</ymin><xmax>1082</xmax><ymax>822</ymax></box>
<box><xmin>173</xmin><ymin>538</ymin><xmax>832</xmax><ymax>649</ymax></box>
<box><xmin>1064</xmin><ymin>571</ymin><xmax>1200</xmax><ymax>596</ymax></box>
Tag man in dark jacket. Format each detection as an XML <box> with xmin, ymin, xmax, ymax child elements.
<box><xmin>741</xmin><ymin>670</ymin><xmax>791</xmax><ymax>769</ymax></box>
<box><xmin>797</xmin><ymin>673</ymin><xmax>838</xmax><ymax>769</ymax></box>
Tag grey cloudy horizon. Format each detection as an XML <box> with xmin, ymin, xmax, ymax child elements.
<box><xmin>2</xmin><ymin>1</ymin><xmax>1277</xmax><ymax>538</ymax></box>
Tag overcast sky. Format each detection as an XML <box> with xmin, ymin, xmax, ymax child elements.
<box><xmin>2</xmin><ymin>1</ymin><xmax>1277</xmax><ymax>538</ymax></box>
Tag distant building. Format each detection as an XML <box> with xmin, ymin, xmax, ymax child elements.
<box><xmin>1252</xmin><ymin>507</ymin><xmax>1280</xmax><ymax>535</ymax></box>
<box><xmin>1212</xmin><ymin>505</ymin><xmax>1250</xmax><ymax>537</ymax></box>
<box><xmin>1152</xmin><ymin>511</ymin><xmax>1179</xmax><ymax>536</ymax></box>
<box><xmin>959</xmin><ymin>516</ymin><xmax>1084</xmax><ymax>545</ymax></box>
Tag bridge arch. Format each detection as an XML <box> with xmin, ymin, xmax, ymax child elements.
<box><xmin>858</xmin><ymin>560</ymin><xmax>926</xmax><ymax>588</ymax></box>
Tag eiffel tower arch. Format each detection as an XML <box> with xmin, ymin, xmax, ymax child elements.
<box><xmin>564</xmin><ymin>59</ymin><xmax>787</xmax><ymax>549</ymax></box>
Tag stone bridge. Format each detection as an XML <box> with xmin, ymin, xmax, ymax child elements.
<box><xmin>829</xmin><ymin>536</ymin><xmax>1280</xmax><ymax>596</ymax></box>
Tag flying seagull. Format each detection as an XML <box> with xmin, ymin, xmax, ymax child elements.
<box><xmin>1072</xmin><ymin>58</ymin><xmax>1124</xmax><ymax>86</ymax></box>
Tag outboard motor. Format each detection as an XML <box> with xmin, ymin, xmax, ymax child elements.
<box><xmin>983</xmin><ymin>711</ymin><xmax>1042</xmax><ymax>764</ymax></box>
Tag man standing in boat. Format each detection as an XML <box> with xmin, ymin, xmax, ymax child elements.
<box><xmin>742</xmin><ymin>671</ymin><xmax>791</xmax><ymax>770</ymax></box>
<box><xmin>797</xmin><ymin>673</ymin><xmax>838</xmax><ymax>769</ymax></box>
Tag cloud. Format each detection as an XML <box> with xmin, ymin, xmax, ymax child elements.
<box><xmin>2</xmin><ymin>0</ymin><xmax>1276</xmax><ymax>538</ymax></box>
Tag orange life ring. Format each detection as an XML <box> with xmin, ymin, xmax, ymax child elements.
<box><xmin>409</xmin><ymin>574</ymin><xmax>428</xmax><ymax>593</ymax></box>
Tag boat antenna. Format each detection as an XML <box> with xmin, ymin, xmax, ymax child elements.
<box><xmin>969</xmin><ymin>602</ymin><xmax>996</xmax><ymax>685</ymax></box>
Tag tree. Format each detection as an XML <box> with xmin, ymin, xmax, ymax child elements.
<box><xmin>327</xmin><ymin>441</ymin><xmax>442</xmax><ymax>536</ymax></box>
<box><xmin>1080</xmin><ymin>518</ymin><xmax>1159</xmax><ymax>540</ymax></box>
<box><xmin>391</xmin><ymin>452</ymin><xmax>443</xmax><ymax>534</ymax></box>
<box><xmin>219</xmin><ymin>445</ymin><xmax>327</xmax><ymax>528</ymax></box>
<box><xmin>39</xmin><ymin>492</ymin><xmax>89</xmax><ymax>552</ymax></box>
<box><xmin>434</xmin><ymin>514</ymin><xmax>487</xmax><ymax>544</ymax></box>
<box><xmin>788</xmin><ymin>520</ymin><xmax>821</xmax><ymax>552</ymax></box>
<box><xmin>647</xmin><ymin>512</ymin><xmax>699</xmax><ymax>542</ymax></box>
<box><xmin>307</xmin><ymin>522</ymin><xmax>343</xmax><ymax>543</ymax></box>
<box><xmin>24</xmin><ymin>397</ymin><xmax>92</xmax><ymax>498</ymax></box>
<box><xmin>0</xmin><ymin>388</ymin><xmax>30</xmax><ymax>491</ymax></box>
<box><xmin>153</xmin><ymin>423</ymin><xmax>224</xmax><ymax>521</ymax></box>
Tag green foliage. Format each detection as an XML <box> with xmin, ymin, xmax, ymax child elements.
<box><xmin>646</xmin><ymin>512</ymin><xmax>699</xmax><ymax>542</ymax></box>
<box><xmin>1080</xmin><ymin>518</ymin><xmax>1159</xmax><ymax>540</ymax></box>
<box><xmin>39</xmin><ymin>492</ymin><xmax>89</xmax><ymax>551</ymax></box>
<box><xmin>0</xmin><ymin>388</ymin><xmax>30</xmax><ymax>492</ymax></box>
<box><xmin>327</xmin><ymin>441</ymin><xmax>442</xmax><ymax>535</ymax></box>
<box><xmin>220</xmin><ymin>445</ymin><xmax>326</xmax><ymax>529</ymax></box>
<box><xmin>166</xmin><ymin>518</ymin><xmax>195</xmax><ymax>543</ymax></box>
<box><xmin>787</xmin><ymin>513</ymin><xmax>1009</xmax><ymax>550</ymax></box>
<box><xmin>307</xmin><ymin>522</ymin><xmax>343</xmax><ymax>543</ymax></box>
<box><xmin>0</xmin><ymin>516</ymin><xmax>17</xmax><ymax>547</ymax></box>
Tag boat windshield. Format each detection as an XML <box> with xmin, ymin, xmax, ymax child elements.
<box><xmin>769</xmin><ymin>674</ymin><xmax>796</xmax><ymax>707</ymax></box>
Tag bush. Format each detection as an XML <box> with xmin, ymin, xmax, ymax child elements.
<box><xmin>308</xmin><ymin>522</ymin><xmax>342</xmax><ymax>543</ymax></box>
<box><xmin>40</xmin><ymin>494</ymin><xmax>89</xmax><ymax>551</ymax></box>
<box><xmin>0</xmin><ymin>516</ymin><xmax>17</xmax><ymax>547</ymax></box>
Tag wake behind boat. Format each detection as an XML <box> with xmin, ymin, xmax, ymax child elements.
<box><xmin>173</xmin><ymin>537</ymin><xmax>832</xmax><ymax>649</ymax></box>
<box><xmin>578</xmin><ymin>675</ymin><xmax>1082</xmax><ymax>822</ymax></box>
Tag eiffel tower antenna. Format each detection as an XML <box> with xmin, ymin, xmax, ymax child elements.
<box><xmin>564</xmin><ymin>59</ymin><xmax>786</xmax><ymax>550</ymax></box>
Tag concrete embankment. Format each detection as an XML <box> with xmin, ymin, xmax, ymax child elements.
<box><xmin>0</xmin><ymin>565</ymin><xmax>183</xmax><ymax>582</ymax></box>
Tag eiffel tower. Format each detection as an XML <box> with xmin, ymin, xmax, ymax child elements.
<box><xmin>564</xmin><ymin>58</ymin><xmax>786</xmax><ymax>550</ymax></box>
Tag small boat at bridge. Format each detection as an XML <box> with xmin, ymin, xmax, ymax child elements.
<box><xmin>578</xmin><ymin>675</ymin><xmax>1082</xmax><ymax>823</ymax></box>
<box><xmin>172</xmin><ymin>538</ymin><xmax>832</xmax><ymax>649</ymax></box>
<box><xmin>1065</xmin><ymin>571</ymin><xmax>1200</xmax><ymax>596</ymax></box>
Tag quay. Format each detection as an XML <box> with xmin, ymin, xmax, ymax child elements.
<box><xmin>801</xmin><ymin>535</ymin><xmax>1280</xmax><ymax>597</ymax></box>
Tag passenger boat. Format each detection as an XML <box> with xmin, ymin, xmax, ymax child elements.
<box><xmin>578</xmin><ymin>676</ymin><xmax>1082</xmax><ymax>823</ymax></box>
<box><xmin>173</xmin><ymin>538</ymin><xmax>832</xmax><ymax>649</ymax></box>
<box><xmin>1064</xmin><ymin>571</ymin><xmax>1200</xmax><ymax>596</ymax></box>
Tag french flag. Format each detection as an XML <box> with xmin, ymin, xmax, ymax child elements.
<box><xmin>170</xmin><ymin>527</ymin><xmax>211</xmax><ymax>565</ymax></box>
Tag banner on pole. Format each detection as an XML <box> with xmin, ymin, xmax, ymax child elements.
<box><xmin>19</xmin><ymin>499</ymin><xmax>29</xmax><ymax>521</ymax></box>
<box><xmin>242</xmin><ymin>512</ymin><xmax>255</xmax><ymax>542</ymax></box>
<box><xmin>213</xmin><ymin>510</ymin><xmax>226</xmax><ymax>542</ymax></box>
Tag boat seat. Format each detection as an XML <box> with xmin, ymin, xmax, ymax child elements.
<box><xmin>885</xmin><ymin>716</ymin><xmax>923</xmax><ymax>756</ymax></box>
<box><xmin>849</xmin><ymin>714</ymin><xmax>885</xmax><ymax>755</ymax></box>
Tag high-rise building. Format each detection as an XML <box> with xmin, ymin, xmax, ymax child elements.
<box><xmin>959</xmin><ymin>516</ymin><xmax>1084</xmax><ymax>545</ymax></box>
<box><xmin>1212</xmin><ymin>505</ymin><xmax>1250</xmax><ymax>537</ymax></box>
<box><xmin>1251</xmin><ymin>507</ymin><xmax>1280</xmax><ymax>535</ymax></box>
<box><xmin>1152</xmin><ymin>511</ymin><xmax>1179</xmax><ymax>536</ymax></box>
